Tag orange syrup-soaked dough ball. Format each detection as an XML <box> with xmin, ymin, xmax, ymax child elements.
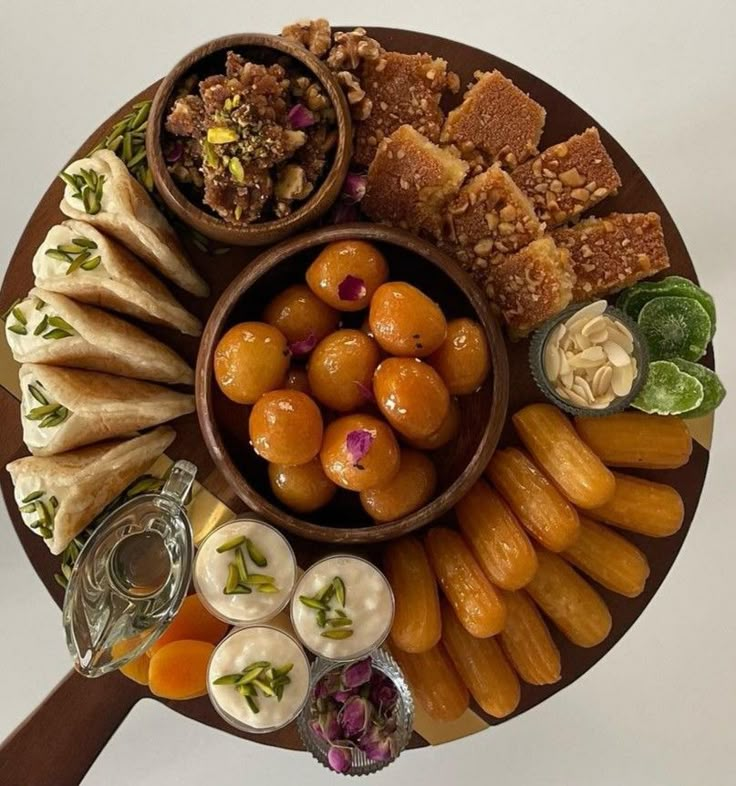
<box><xmin>249</xmin><ymin>390</ymin><xmax>323</xmax><ymax>465</ymax></box>
<box><xmin>406</xmin><ymin>397</ymin><xmax>461</xmax><ymax>450</ymax></box>
<box><xmin>308</xmin><ymin>329</ymin><xmax>381</xmax><ymax>412</ymax></box>
<box><xmin>360</xmin><ymin>449</ymin><xmax>438</xmax><ymax>522</ymax></box>
<box><xmin>369</xmin><ymin>282</ymin><xmax>447</xmax><ymax>357</ymax></box>
<box><xmin>320</xmin><ymin>414</ymin><xmax>400</xmax><ymax>491</ymax></box>
<box><xmin>268</xmin><ymin>458</ymin><xmax>338</xmax><ymax>513</ymax></box>
<box><xmin>263</xmin><ymin>284</ymin><xmax>340</xmax><ymax>356</ymax></box>
<box><xmin>285</xmin><ymin>366</ymin><xmax>311</xmax><ymax>395</ymax></box>
<box><xmin>214</xmin><ymin>322</ymin><xmax>289</xmax><ymax>405</ymax></box>
<box><xmin>429</xmin><ymin>318</ymin><xmax>491</xmax><ymax>395</ymax></box>
<box><xmin>373</xmin><ymin>358</ymin><xmax>450</xmax><ymax>441</ymax></box>
<box><xmin>306</xmin><ymin>240</ymin><xmax>389</xmax><ymax>311</ymax></box>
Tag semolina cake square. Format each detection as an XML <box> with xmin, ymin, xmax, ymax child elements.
<box><xmin>362</xmin><ymin>125</ymin><xmax>469</xmax><ymax>236</ymax></box>
<box><xmin>552</xmin><ymin>212</ymin><xmax>670</xmax><ymax>301</ymax></box>
<box><xmin>486</xmin><ymin>237</ymin><xmax>575</xmax><ymax>337</ymax></box>
<box><xmin>442</xmin><ymin>164</ymin><xmax>543</xmax><ymax>285</ymax></box>
<box><xmin>512</xmin><ymin>127</ymin><xmax>622</xmax><ymax>228</ymax></box>
<box><xmin>441</xmin><ymin>70</ymin><xmax>546</xmax><ymax>170</ymax></box>
<box><xmin>354</xmin><ymin>51</ymin><xmax>457</xmax><ymax>167</ymax></box>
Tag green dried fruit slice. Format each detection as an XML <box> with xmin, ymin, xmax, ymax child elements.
<box><xmin>637</xmin><ymin>296</ymin><xmax>711</xmax><ymax>361</ymax></box>
<box><xmin>632</xmin><ymin>360</ymin><xmax>704</xmax><ymax>415</ymax></box>
<box><xmin>617</xmin><ymin>276</ymin><xmax>716</xmax><ymax>337</ymax></box>
<box><xmin>670</xmin><ymin>359</ymin><xmax>726</xmax><ymax>419</ymax></box>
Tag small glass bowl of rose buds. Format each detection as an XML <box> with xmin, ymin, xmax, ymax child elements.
<box><xmin>296</xmin><ymin>649</ymin><xmax>414</xmax><ymax>775</ymax></box>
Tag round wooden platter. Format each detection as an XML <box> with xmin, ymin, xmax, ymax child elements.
<box><xmin>0</xmin><ymin>27</ymin><xmax>713</xmax><ymax>786</ymax></box>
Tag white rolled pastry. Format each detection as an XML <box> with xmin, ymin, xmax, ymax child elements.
<box><xmin>19</xmin><ymin>363</ymin><xmax>194</xmax><ymax>457</ymax></box>
<box><xmin>4</xmin><ymin>288</ymin><xmax>193</xmax><ymax>385</ymax></box>
<box><xmin>6</xmin><ymin>426</ymin><xmax>175</xmax><ymax>554</ymax></box>
<box><xmin>33</xmin><ymin>220</ymin><xmax>201</xmax><ymax>336</ymax></box>
<box><xmin>59</xmin><ymin>149</ymin><xmax>208</xmax><ymax>297</ymax></box>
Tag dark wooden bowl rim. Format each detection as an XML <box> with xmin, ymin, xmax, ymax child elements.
<box><xmin>196</xmin><ymin>222</ymin><xmax>510</xmax><ymax>544</ymax></box>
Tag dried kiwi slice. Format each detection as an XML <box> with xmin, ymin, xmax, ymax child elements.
<box><xmin>637</xmin><ymin>296</ymin><xmax>711</xmax><ymax>361</ymax></box>
<box><xmin>670</xmin><ymin>359</ymin><xmax>726</xmax><ymax>419</ymax></box>
<box><xmin>632</xmin><ymin>360</ymin><xmax>704</xmax><ymax>415</ymax></box>
<box><xmin>618</xmin><ymin>276</ymin><xmax>716</xmax><ymax>337</ymax></box>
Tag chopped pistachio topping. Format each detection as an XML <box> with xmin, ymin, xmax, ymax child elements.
<box><xmin>299</xmin><ymin>575</ymin><xmax>353</xmax><ymax>637</ymax></box>
<box><xmin>213</xmin><ymin>659</ymin><xmax>294</xmax><ymax>710</ymax></box>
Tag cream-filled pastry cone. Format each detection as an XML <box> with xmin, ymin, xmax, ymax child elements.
<box><xmin>59</xmin><ymin>150</ymin><xmax>208</xmax><ymax>297</ymax></box>
<box><xmin>33</xmin><ymin>220</ymin><xmax>201</xmax><ymax>336</ymax></box>
<box><xmin>5</xmin><ymin>289</ymin><xmax>193</xmax><ymax>385</ymax></box>
<box><xmin>6</xmin><ymin>426</ymin><xmax>175</xmax><ymax>554</ymax></box>
<box><xmin>19</xmin><ymin>364</ymin><xmax>194</xmax><ymax>457</ymax></box>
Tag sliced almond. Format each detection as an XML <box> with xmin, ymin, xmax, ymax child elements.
<box><xmin>560</xmin><ymin>369</ymin><xmax>574</xmax><ymax>388</ymax></box>
<box><xmin>568</xmin><ymin>346</ymin><xmax>605</xmax><ymax>368</ymax></box>
<box><xmin>603</xmin><ymin>340</ymin><xmax>632</xmax><ymax>367</ymax></box>
<box><xmin>587</xmin><ymin>329</ymin><xmax>609</xmax><ymax>344</ymax></box>
<box><xmin>612</xmin><ymin>319</ymin><xmax>634</xmax><ymax>342</ymax></box>
<box><xmin>563</xmin><ymin>300</ymin><xmax>607</xmax><ymax>331</ymax></box>
<box><xmin>565</xmin><ymin>388</ymin><xmax>590</xmax><ymax>408</ymax></box>
<box><xmin>581</xmin><ymin>315</ymin><xmax>607</xmax><ymax>336</ymax></box>
<box><xmin>558</xmin><ymin>349</ymin><xmax>571</xmax><ymax>377</ymax></box>
<box><xmin>611</xmin><ymin>362</ymin><xmax>634</xmax><ymax>396</ymax></box>
<box><xmin>544</xmin><ymin>340</ymin><xmax>560</xmax><ymax>381</ymax></box>
<box><xmin>555</xmin><ymin>385</ymin><xmax>570</xmax><ymax>401</ymax></box>
<box><xmin>573</xmin><ymin>377</ymin><xmax>595</xmax><ymax>403</ymax></box>
<box><xmin>605</xmin><ymin>324</ymin><xmax>634</xmax><ymax>354</ymax></box>
<box><xmin>592</xmin><ymin>364</ymin><xmax>613</xmax><ymax>396</ymax></box>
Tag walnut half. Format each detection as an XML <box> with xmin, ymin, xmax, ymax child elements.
<box><xmin>326</xmin><ymin>27</ymin><xmax>383</xmax><ymax>71</ymax></box>
<box><xmin>281</xmin><ymin>18</ymin><xmax>332</xmax><ymax>57</ymax></box>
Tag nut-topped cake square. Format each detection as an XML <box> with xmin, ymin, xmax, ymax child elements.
<box><xmin>511</xmin><ymin>128</ymin><xmax>621</xmax><ymax>227</ymax></box>
<box><xmin>441</xmin><ymin>70</ymin><xmax>546</xmax><ymax>170</ymax></box>
<box><xmin>363</xmin><ymin>125</ymin><xmax>469</xmax><ymax>235</ymax></box>
<box><xmin>552</xmin><ymin>212</ymin><xmax>670</xmax><ymax>301</ymax></box>
<box><xmin>442</xmin><ymin>164</ymin><xmax>543</xmax><ymax>284</ymax></box>
<box><xmin>353</xmin><ymin>51</ymin><xmax>458</xmax><ymax>167</ymax></box>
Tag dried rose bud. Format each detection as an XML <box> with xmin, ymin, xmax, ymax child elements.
<box><xmin>287</xmin><ymin>103</ymin><xmax>316</xmax><ymax>130</ymax></box>
<box><xmin>342</xmin><ymin>172</ymin><xmax>367</xmax><ymax>204</ymax></box>
<box><xmin>345</xmin><ymin>430</ymin><xmax>374</xmax><ymax>466</ymax></box>
<box><xmin>288</xmin><ymin>332</ymin><xmax>318</xmax><ymax>357</ymax></box>
<box><xmin>342</xmin><ymin>657</ymin><xmax>373</xmax><ymax>689</ymax></box>
<box><xmin>333</xmin><ymin>688</ymin><xmax>356</xmax><ymax>703</ymax></box>
<box><xmin>337</xmin><ymin>274</ymin><xmax>367</xmax><ymax>301</ymax></box>
<box><xmin>358</xmin><ymin>724</ymin><xmax>396</xmax><ymax>763</ymax></box>
<box><xmin>327</xmin><ymin>743</ymin><xmax>353</xmax><ymax>773</ymax></box>
<box><xmin>369</xmin><ymin>672</ymin><xmax>398</xmax><ymax>711</ymax></box>
<box><xmin>339</xmin><ymin>695</ymin><xmax>372</xmax><ymax>738</ymax></box>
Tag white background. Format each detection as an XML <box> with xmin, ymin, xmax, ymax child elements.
<box><xmin>1</xmin><ymin>1</ymin><xmax>735</xmax><ymax>784</ymax></box>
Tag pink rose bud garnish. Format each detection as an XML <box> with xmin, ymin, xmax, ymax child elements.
<box><xmin>287</xmin><ymin>103</ymin><xmax>316</xmax><ymax>129</ymax></box>
<box><xmin>358</xmin><ymin>725</ymin><xmax>395</xmax><ymax>763</ymax></box>
<box><xmin>369</xmin><ymin>673</ymin><xmax>398</xmax><ymax>711</ymax></box>
<box><xmin>354</xmin><ymin>381</ymin><xmax>375</xmax><ymax>403</ymax></box>
<box><xmin>288</xmin><ymin>332</ymin><xmax>318</xmax><ymax>357</ymax></box>
<box><xmin>327</xmin><ymin>743</ymin><xmax>353</xmax><ymax>773</ymax></box>
<box><xmin>338</xmin><ymin>275</ymin><xmax>367</xmax><ymax>302</ymax></box>
<box><xmin>342</xmin><ymin>657</ymin><xmax>373</xmax><ymax>689</ymax></box>
<box><xmin>346</xmin><ymin>429</ymin><xmax>374</xmax><ymax>466</ymax></box>
<box><xmin>165</xmin><ymin>140</ymin><xmax>183</xmax><ymax>163</ymax></box>
<box><xmin>339</xmin><ymin>696</ymin><xmax>372</xmax><ymax>738</ymax></box>
<box><xmin>342</xmin><ymin>172</ymin><xmax>367</xmax><ymax>204</ymax></box>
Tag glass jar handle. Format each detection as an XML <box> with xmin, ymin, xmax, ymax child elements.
<box><xmin>161</xmin><ymin>460</ymin><xmax>197</xmax><ymax>507</ymax></box>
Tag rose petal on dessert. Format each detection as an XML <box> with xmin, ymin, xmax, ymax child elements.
<box><xmin>342</xmin><ymin>172</ymin><xmax>367</xmax><ymax>204</ymax></box>
<box><xmin>346</xmin><ymin>429</ymin><xmax>374</xmax><ymax>465</ymax></box>
<box><xmin>288</xmin><ymin>332</ymin><xmax>317</xmax><ymax>356</ymax></box>
<box><xmin>165</xmin><ymin>140</ymin><xmax>183</xmax><ymax>163</ymax></box>
<box><xmin>287</xmin><ymin>103</ymin><xmax>316</xmax><ymax>130</ymax></box>
<box><xmin>338</xmin><ymin>275</ymin><xmax>367</xmax><ymax>302</ymax></box>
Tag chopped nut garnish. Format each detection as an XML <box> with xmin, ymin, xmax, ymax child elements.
<box><xmin>326</xmin><ymin>27</ymin><xmax>383</xmax><ymax>70</ymax></box>
<box><xmin>512</xmin><ymin>127</ymin><xmax>621</xmax><ymax>227</ymax></box>
<box><xmin>281</xmin><ymin>18</ymin><xmax>332</xmax><ymax>57</ymax></box>
<box><xmin>552</xmin><ymin>212</ymin><xmax>670</xmax><ymax>301</ymax></box>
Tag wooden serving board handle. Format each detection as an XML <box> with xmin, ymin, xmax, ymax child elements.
<box><xmin>0</xmin><ymin>670</ymin><xmax>145</xmax><ymax>786</ymax></box>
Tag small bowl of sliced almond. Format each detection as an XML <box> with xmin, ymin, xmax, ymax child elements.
<box><xmin>529</xmin><ymin>299</ymin><xmax>649</xmax><ymax>416</ymax></box>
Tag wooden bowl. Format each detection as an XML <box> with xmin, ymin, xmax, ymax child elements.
<box><xmin>146</xmin><ymin>34</ymin><xmax>352</xmax><ymax>247</ymax></box>
<box><xmin>196</xmin><ymin>223</ymin><xmax>509</xmax><ymax>544</ymax></box>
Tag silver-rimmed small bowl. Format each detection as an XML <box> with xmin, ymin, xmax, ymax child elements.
<box><xmin>529</xmin><ymin>302</ymin><xmax>649</xmax><ymax>417</ymax></box>
<box><xmin>296</xmin><ymin>648</ymin><xmax>414</xmax><ymax>776</ymax></box>
<box><xmin>207</xmin><ymin>625</ymin><xmax>311</xmax><ymax>734</ymax></box>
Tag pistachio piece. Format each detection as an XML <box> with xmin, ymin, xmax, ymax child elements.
<box><xmin>320</xmin><ymin>629</ymin><xmax>354</xmax><ymax>640</ymax></box>
<box><xmin>272</xmin><ymin>663</ymin><xmax>293</xmax><ymax>678</ymax></box>
<box><xmin>245</xmin><ymin>695</ymin><xmax>260</xmax><ymax>714</ymax></box>
<box><xmin>223</xmin><ymin>562</ymin><xmax>240</xmax><ymax>595</ymax></box>
<box><xmin>22</xmin><ymin>490</ymin><xmax>44</xmax><ymax>503</ymax></box>
<box><xmin>242</xmin><ymin>573</ymin><xmax>276</xmax><ymax>586</ymax></box>
<box><xmin>257</xmin><ymin>583</ymin><xmax>279</xmax><ymax>594</ymax></box>
<box><xmin>8</xmin><ymin>324</ymin><xmax>27</xmax><ymax>335</ymax></box>
<box><xmin>332</xmin><ymin>576</ymin><xmax>346</xmax><ymax>607</ymax></box>
<box><xmin>228</xmin><ymin>156</ymin><xmax>245</xmax><ymax>183</ymax></box>
<box><xmin>237</xmin><ymin>665</ymin><xmax>266</xmax><ymax>684</ymax></box>
<box><xmin>316</xmin><ymin>609</ymin><xmax>327</xmax><ymax>628</ymax></box>
<box><xmin>299</xmin><ymin>595</ymin><xmax>329</xmax><ymax>611</ymax></box>
<box><xmin>314</xmin><ymin>581</ymin><xmax>335</xmax><ymax>604</ymax></box>
<box><xmin>216</xmin><ymin>535</ymin><xmax>247</xmax><ymax>553</ymax></box>
<box><xmin>252</xmin><ymin>679</ymin><xmax>275</xmax><ymax>697</ymax></box>
<box><xmin>234</xmin><ymin>547</ymin><xmax>249</xmax><ymax>583</ymax></box>
<box><xmin>33</xmin><ymin>315</ymin><xmax>49</xmax><ymax>336</ymax></box>
<box><xmin>207</xmin><ymin>127</ymin><xmax>239</xmax><ymax>144</ymax></box>
<box><xmin>71</xmin><ymin>236</ymin><xmax>97</xmax><ymax>249</ymax></box>
<box><xmin>326</xmin><ymin>616</ymin><xmax>353</xmax><ymax>628</ymax></box>
<box><xmin>12</xmin><ymin>307</ymin><xmax>27</xmax><ymax>326</ymax></box>
<box><xmin>43</xmin><ymin>328</ymin><xmax>73</xmax><ymax>340</ymax></box>
<box><xmin>245</xmin><ymin>538</ymin><xmax>268</xmax><ymax>567</ymax></box>
<box><xmin>213</xmin><ymin>673</ymin><xmax>242</xmax><ymax>685</ymax></box>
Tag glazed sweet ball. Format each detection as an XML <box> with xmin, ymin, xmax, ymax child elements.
<box><xmin>249</xmin><ymin>390</ymin><xmax>323</xmax><ymax>465</ymax></box>
<box><xmin>369</xmin><ymin>282</ymin><xmax>447</xmax><ymax>357</ymax></box>
<box><xmin>214</xmin><ymin>322</ymin><xmax>289</xmax><ymax>404</ymax></box>
<box><xmin>360</xmin><ymin>450</ymin><xmax>438</xmax><ymax>522</ymax></box>
<box><xmin>306</xmin><ymin>239</ymin><xmax>389</xmax><ymax>311</ymax></box>
<box><xmin>373</xmin><ymin>357</ymin><xmax>450</xmax><ymax>440</ymax></box>
<box><xmin>268</xmin><ymin>458</ymin><xmax>337</xmax><ymax>513</ymax></box>
<box><xmin>308</xmin><ymin>329</ymin><xmax>381</xmax><ymax>412</ymax></box>
<box><xmin>428</xmin><ymin>318</ymin><xmax>491</xmax><ymax>395</ymax></box>
<box><xmin>263</xmin><ymin>284</ymin><xmax>340</xmax><ymax>355</ymax></box>
<box><xmin>320</xmin><ymin>413</ymin><xmax>400</xmax><ymax>491</ymax></box>
<box><xmin>405</xmin><ymin>397</ymin><xmax>461</xmax><ymax>450</ymax></box>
